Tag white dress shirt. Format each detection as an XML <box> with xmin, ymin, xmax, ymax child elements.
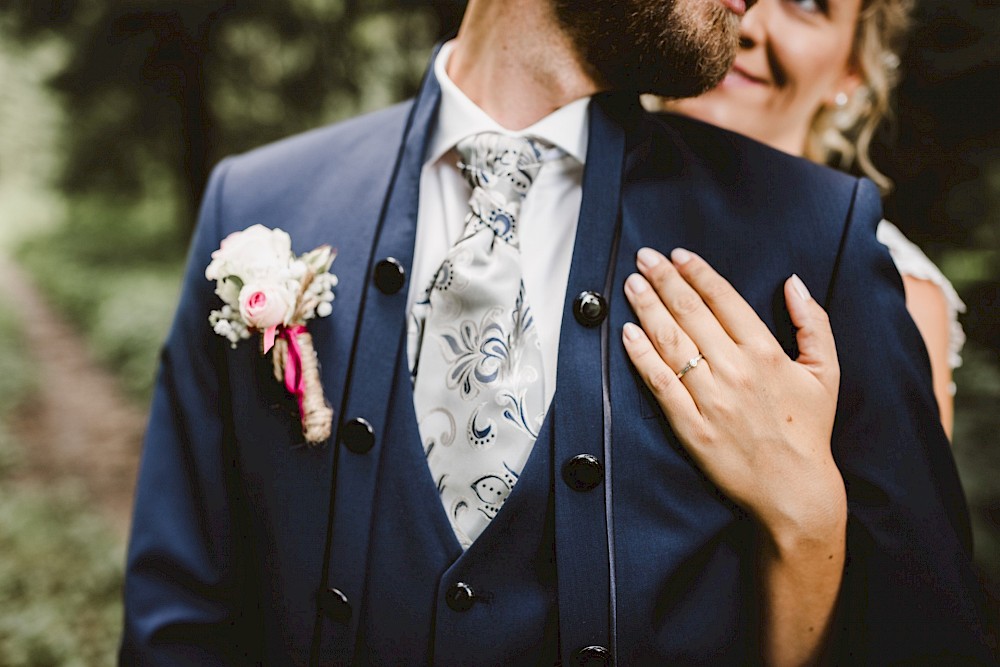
<box><xmin>407</xmin><ymin>41</ymin><xmax>590</xmax><ymax>405</ymax></box>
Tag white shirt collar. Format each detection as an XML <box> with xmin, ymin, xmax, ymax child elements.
<box><xmin>426</xmin><ymin>40</ymin><xmax>591</xmax><ymax>166</ymax></box>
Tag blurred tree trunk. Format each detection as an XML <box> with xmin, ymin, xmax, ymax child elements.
<box><xmin>178</xmin><ymin>22</ymin><xmax>214</xmax><ymax>235</ymax></box>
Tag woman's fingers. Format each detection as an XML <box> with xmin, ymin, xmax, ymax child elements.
<box><xmin>635</xmin><ymin>248</ymin><xmax>737</xmax><ymax>358</ymax></box>
<box><xmin>785</xmin><ymin>274</ymin><xmax>839</xmax><ymax>393</ymax></box>
<box><xmin>667</xmin><ymin>248</ymin><xmax>775</xmax><ymax>346</ymax></box>
<box><xmin>622</xmin><ymin>321</ymin><xmax>701</xmax><ymax>426</ymax></box>
<box><xmin>624</xmin><ymin>272</ymin><xmax>715</xmax><ymax>396</ymax></box>
<box><xmin>625</xmin><ymin>249</ymin><xmax>839</xmax><ymax>435</ymax></box>
<box><xmin>624</xmin><ymin>273</ymin><xmax>698</xmax><ymax>361</ymax></box>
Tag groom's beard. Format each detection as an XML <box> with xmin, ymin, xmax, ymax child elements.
<box><xmin>553</xmin><ymin>0</ymin><xmax>739</xmax><ymax>98</ymax></box>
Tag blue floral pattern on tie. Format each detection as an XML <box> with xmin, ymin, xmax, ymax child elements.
<box><xmin>439</xmin><ymin>306</ymin><xmax>510</xmax><ymax>399</ymax></box>
<box><xmin>411</xmin><ymin>133</ymin><xmax>550</xmax><ymax>549</ymax></box>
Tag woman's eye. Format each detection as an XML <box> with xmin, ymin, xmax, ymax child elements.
<box><xmin>791</xmin><ymin>0</ymin><xmax>825</xmax><ymax>13</ymax></box>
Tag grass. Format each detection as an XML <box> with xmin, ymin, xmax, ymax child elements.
<box><xmin>0</xmin><ymin>293</ymin><xmax>126</xmax><ymax>666</ymax></box>
<box><xmin>0</xmin><ymin>489</ymin><xmax>124</xmax><ymax>667</ymax></box>
<box><xmin>0</xmin><ymin>300</ymin><xmax>33</xmax><ymax>477</ymax></box>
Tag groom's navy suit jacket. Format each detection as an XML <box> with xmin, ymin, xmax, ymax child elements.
<box><xmin>121</xmin><ymin>59</ymin><xmax>991</xmax><ymax>666</ymax></box>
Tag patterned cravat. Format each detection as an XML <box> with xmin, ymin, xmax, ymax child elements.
<box><xmin>409</xmin><ymin>133</ymin><xmax>549</xmax><ymax>548</ymax></box>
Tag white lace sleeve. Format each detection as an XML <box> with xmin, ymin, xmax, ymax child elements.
<box><xmin>877</xmin><ymin>220</ymin><xmax>967</xmax><ymax>378</ymax></box>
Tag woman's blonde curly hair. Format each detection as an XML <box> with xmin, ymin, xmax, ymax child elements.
<box><xmin>806</xmin><ymin>0</ymin><xmax>915</xmax><ymax>193</ymax></box>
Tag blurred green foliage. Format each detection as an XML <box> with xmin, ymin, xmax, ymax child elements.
<box><xmin>0</xmin><ymin>298</ymin><xmax>33</xmax><ymax>475</ymax></box>
<box><xmin>0</xmin><ymin>488</ymin><xmax>124</xmax><ymax>667</ymax></box>
<box><xmin>0</xmin><ymin>297</ymin><xmax>124</xmax><ymax>667</ymax></box>
<box><xmin>0</xmin><ymin>0</ymin><xmax>446</xmax><ymax>234</ymax></box>
<box><xmin>0</xmin><ymin>31</ymin><xmax>66</xmax><ymax>247</ymax></box>
<box><xmin>2</xmin><ymin>0</ymin><xmax>450</xmax><ymax>404</ymax></box>
<box><xmin>17</xmin><ymin>194</ymin><xmax>184</xmax><ymax>401</ymax></box>
<box><xmin>954</xmin><ymin>344</ymin><xmax>1000</xmax><ymax>576</ymax></box>
<box><xmin>19</xmin><ymin>204</ymin><xmax>184</xmax><ymax>404</ymax></box>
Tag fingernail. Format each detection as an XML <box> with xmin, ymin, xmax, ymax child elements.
<box><xmin>637</xmin><ymin>247</ymin><xmax>662</xmax><ymax>270</ymax></box>
<box><xmin>625</xmin><ymin>273</ymin><xmax>648</xmax><ymax>295</ymax></box>
<box><xmin>623</xmin><ymin>322</ymin><xmax>642</xmax><ymax>341</ymax></box>
<box><xmin>671</xmin><ymin>248</ymin><xmax>694</xmax><ymax>265</ymax></box>
<box><xmin>791</xmin><ymin>274</ymin><xmax>811</xmax><ymax>302</ymax></box>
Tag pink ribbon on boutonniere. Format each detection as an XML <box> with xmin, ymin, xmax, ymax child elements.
<box><xmin>263</xmin><ymin>325</ymin><xmax>279</xmax><ymax>355</ymax></box>
<box><xmin>279</xmin><ymin>324</ymin><xmax>308</xmax><ymax>413</ymax></box>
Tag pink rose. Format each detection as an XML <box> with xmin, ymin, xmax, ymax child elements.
<box><xmin>239</xmin><ymin>284</ymin><xmax>295</xmax><ymax>352</ymax></box>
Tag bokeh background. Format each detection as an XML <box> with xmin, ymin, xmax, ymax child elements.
<box><xmin>0</xmin><ymin>0</ymin><xmax>996</xmax><ymax>663</ymax></box>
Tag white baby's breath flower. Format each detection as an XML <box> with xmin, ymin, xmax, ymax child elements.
<box><xmin>317</xmin><ymin>301</ymin><xmax>333</xmax><ymax>318</ymax></box>
<box><xmin>215</xmin><ymin>277</ymin><xmax>242</xmax><ymax>308</ymax></box>
<box><xmin>231</xmin><ymin>319</ymin><xmax>250</xmax><ymax>338</ymax></box>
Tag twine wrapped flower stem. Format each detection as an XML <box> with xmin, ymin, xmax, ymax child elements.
<box><xmin>271</xmin><ymin>270</ymin><xmax>334</xmax><ymax>445</ymax></box>
<box><xmin>272</xmin><ymin>326</ymin><xmax>333</xmax><ymax>444</ymax></box>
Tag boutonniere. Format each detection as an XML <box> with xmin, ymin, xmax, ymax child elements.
<box><xmin>205</xmin><ymin>224</ymin><xmax>338</xmax><ymax>445</ymax></box>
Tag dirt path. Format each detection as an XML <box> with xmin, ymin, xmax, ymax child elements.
<box><xmin>0</xmin><ymin>253</ymin><xmax>144</xmax><ymax>539</ymax></box>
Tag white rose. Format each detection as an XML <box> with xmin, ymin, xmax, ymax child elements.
<box><xmin>238</xmin><ymin>283</ymin><xmax>296</xmax><ymax>330</ymax></box>
<box><xmin>206</xmin><ymin>225</ymin><xmax>293</xmax><ymax>281</ymax></box>
<box><xmin>289</xmin><ymin>260</ymin><xmax>307</xmax><ymax>280</ymax></box>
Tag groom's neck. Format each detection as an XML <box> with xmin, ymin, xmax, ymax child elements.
<box><xmin>448</xmin><ymin>0</ymin><xmax>599</xmax><ymax>130</ymax></box>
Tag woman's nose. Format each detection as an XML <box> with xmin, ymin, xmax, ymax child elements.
<box><xmin>737</xmin><ymin>0</ymin><xmax>768</xmax><ymax>49</ymax></box>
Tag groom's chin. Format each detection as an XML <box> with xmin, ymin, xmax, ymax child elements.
<box><xmin>557</xmin><ymin>0</ymin><xmax>740</xmax><ymax>99</ymax></box>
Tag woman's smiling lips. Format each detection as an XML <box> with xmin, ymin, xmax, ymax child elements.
<box><xmin>721</xmin><ymin>63</ymin><xmax>769</xmax><ymax>88</ymax></box>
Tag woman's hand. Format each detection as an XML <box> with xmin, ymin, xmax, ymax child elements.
<box><xmin>622</xmin><ymin>247</ymin><xmax>846</xmax><ymax>666</ymax></box>
<box><xmin>622</xmin><ymin>246</ymin><xmax>845</xmax><ymax>544</ymax></box>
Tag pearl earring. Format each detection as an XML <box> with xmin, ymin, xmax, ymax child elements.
<box><xmin>834</xmin><ymin>91</ymin><xmax>849</xmax><ymax>108</ymax></box>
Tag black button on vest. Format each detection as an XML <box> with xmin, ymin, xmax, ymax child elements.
<box><xmin>562</xmin><ymin>454</ymin><xmax>604</xmax><ymax>492</ymax></box>
<box><xmin>374</xmin><ymin>257</ymin><xmax>406</xmax><ymax>295</ymax></box>
<box><xmin>573</xmin><ymin>291</ymin><xmax>608</xmax><ymax>327</ymax></box>
<box><xmin>341</xmin><ymin>417</ymin><xmax>375</xmax><ymax>454</ymax></box>
<box><xmin>574</xmin><ymin>645</ymin><xmax>611</xmax><ymax>667</ymax></box>
<box><xmin>445</xmin><ymin>582</ymin><xmax>476</xmax><ymax>612</ymax></box>
<box><xmin>319</xmin><ymin>587</ymin><xmax>351</xmax><ymax>624</ymax></box>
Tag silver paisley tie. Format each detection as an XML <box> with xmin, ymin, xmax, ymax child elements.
<box><xmin>409</xmin><ymin>133</ymin><xmax>549</xmax><ymax>548</ymax></box>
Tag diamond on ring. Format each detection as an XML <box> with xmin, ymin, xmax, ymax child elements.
<box><xmin>676</xmin><ymin>353</ymin><xmax>705</xmax><ymax>380</ymax></box>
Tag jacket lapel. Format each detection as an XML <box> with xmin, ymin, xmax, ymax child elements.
<box><xmin>313</xmin><ymin>49</ymin><xmax>444</xmax><ymax>664</ymax></box>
